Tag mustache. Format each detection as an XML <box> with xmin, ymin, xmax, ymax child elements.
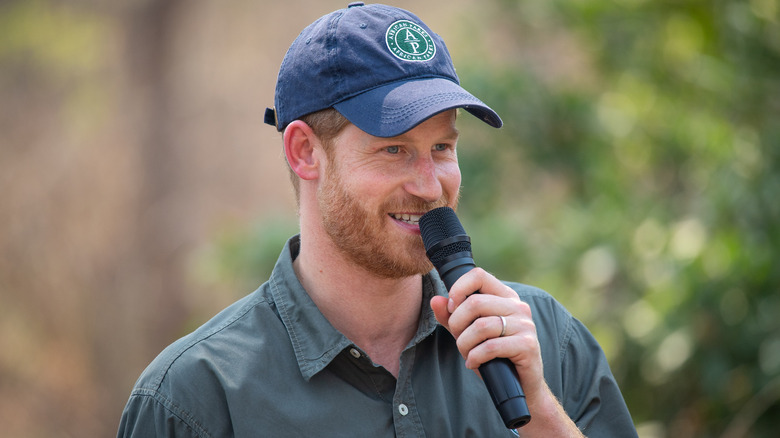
<box><xmin>382</xmin><ymin>193</ymin><xmax>458</xmax><ymax>214</ymax></box>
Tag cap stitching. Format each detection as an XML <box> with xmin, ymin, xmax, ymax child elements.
<box><xmin>327</xmin><ymin>11</ymin><xmax>347</xmax><ymax>105</ymax></box>
<box><xmin>331</xmin><ymin>74</ymin><xmax>458</xmax><ymax>107</ymax></box>
<box><xmin>378</xmin><ymin>92</ymin><xmax>482</xmax><ymax>122</ymax></box>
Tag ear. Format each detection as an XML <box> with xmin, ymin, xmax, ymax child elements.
<box><xmin>283</xmin><ymin>120</ymin><xmax>322</xmax><ymax>181</ymax></box>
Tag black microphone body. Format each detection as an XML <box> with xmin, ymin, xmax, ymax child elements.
<box><xmin>419</xmin><ymin>207</ymin><xmax>531</xmax><ymax>429</ymax></box>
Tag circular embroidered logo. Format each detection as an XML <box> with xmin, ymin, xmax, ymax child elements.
<box><xmin>385</xmin><ymin>20</ymin><xmax>436</xmax><ymax>62</ymax></box>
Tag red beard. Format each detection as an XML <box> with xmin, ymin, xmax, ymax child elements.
<box><xmin>318</xmin><ymin>162</ymin><xmax>456</xmax><ymax>279</ymax></box>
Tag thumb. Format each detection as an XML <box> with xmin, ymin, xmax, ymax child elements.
<box><xmin>430</xmin><ymin>296</ymin><xmax>452</xmax><ymax>332</ymax></box>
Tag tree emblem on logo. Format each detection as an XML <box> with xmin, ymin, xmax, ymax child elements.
<box><xmin>385</xmin><ymin>20</ymin><xmax>436</xmax><ymax>62</ymax></box>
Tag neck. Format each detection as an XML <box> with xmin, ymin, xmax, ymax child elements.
<box><xmin>293</xmin><ymin>229</ymin><xmax>423</xmax><ymax>377</ymax></box>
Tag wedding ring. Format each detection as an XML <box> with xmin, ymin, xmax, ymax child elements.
<box><xmin>499</xmin><ymin>315</ymin><xmax>507</xmax><ymax>337</ymax></box>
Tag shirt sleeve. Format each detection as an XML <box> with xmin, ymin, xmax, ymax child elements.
<box><xmin>560</xmin><ymin>317</ymin><xmax>638</xmax><ymax>437</ymax></box>
<box><xmin>117</xmin><ymin>389</ymin><xmax>205</xmax><ymax>438</ymax></box>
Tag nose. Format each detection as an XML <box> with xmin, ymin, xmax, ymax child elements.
<box><xmin>404</xmin><ymin>155</ymin><xmax>444</xmax><ymax>202</ymax></box>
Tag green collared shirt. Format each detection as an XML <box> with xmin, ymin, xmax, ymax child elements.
<box><xmin>118</xmin><ymin>235</ymin><xmax>637</xmax><ymax>437</ymax></box>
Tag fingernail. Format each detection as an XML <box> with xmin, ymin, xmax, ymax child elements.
<box><xmin>448</xmin><ymin>298</ymin><xmax>455</xmax><ymax>312</ymax></box>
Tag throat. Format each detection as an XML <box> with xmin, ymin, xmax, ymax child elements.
<box><xmin>361</xmin><ymin>341</ymin><xmax>406</xmax><ymax>378</ymax></box>
<box><xmin>293</xmin><ymin>232</ymin><xmax>425</xmax><ymax>377</ymax></box>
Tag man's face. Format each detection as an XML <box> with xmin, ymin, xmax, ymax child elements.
<box><xmin>318</xmin><ymin>110</ymin><xmax>461</xmax><ymax>278</ymax></box>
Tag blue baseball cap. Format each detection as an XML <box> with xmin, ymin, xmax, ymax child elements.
<box><xmin>264</xmin><ymin>2</ymin><xmax>502</xmax><ymax>138</ymax></box>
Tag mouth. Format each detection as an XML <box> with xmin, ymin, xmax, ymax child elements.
<box><xmin>389</xmin><ymin>213</ymin><xmax>422</xmax><ymax>226</ymax></box>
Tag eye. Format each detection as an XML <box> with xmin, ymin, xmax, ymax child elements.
<box><xmin>385</xmin><ymin>145</ymin><xmax>401</xmax><ymax>154</ymax></box>
<box><xmin>433</xmin><ymin>143</ymin><xmax>450</xmax><ymax>152</ymax></box>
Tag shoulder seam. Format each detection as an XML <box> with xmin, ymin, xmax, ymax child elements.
<box><xmin>149</xmin><ymin>292</ymin><xmax>269</xmax><ymax>390</ymax></box>
<box><xmin>129</xmin><ymin>388</ymin><xmax>213</xmax><ymax>438</ymax></box>
<box><xmin>558</xmin><ymin>306</ymin><xmax>574</xmax><ymax>363</ymax></box>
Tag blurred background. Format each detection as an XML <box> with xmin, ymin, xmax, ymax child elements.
<box><xmin>1</xmin><ymin>0</ymin><xmax>778</xmax><ymax>436</ymax></box>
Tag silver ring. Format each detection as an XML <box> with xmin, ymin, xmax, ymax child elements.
<box><xmin>499</xmin><ymin>315</ymin><xmax>507</xmax><ymax>337</ymax></box>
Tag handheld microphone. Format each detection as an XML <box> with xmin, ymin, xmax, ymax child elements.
<box><xmin>419</xmin><ymin>206</ymin><xmax>531</xmax><ymax>429</ymax></box>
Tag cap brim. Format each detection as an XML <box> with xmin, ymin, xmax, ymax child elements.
<box><xmin>333</xmin><ymin>78</ymin><xmax>502</xmax><ymax>138</ymax></box>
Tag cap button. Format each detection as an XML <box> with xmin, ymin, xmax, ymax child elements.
<box><xmin>348</xmin><ymin>2</ymin><xmax>364</xmax><ymax>7</ymax></box>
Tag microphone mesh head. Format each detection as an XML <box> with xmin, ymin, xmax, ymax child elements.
<box><xmin>419</xmin><ymin>207</ymin><xmax>472</xmax><ymax>266</ymax></box>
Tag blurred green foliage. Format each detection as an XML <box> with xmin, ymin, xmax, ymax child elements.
<box><xmin>195</xmin><ymin>217</ymin><xmax>300</xmax><ymax>294</ymax></box>
<box><xmin>454</xmin><ymin>0</ymin><xmax>780</xmax><ymax>436</ymax></box>
<box><xmin>212</xmin><ymin>0</ymin><xmax>780</xmax><ymax>436</ymax></box>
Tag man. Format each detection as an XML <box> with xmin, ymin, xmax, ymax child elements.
<box><xmin>118</xmin><ymin>3</ymin><xmax>637</xmax><ymax>437</ymax></box>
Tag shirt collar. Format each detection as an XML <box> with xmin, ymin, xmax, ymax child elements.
<box><xmin>269</xmin><ymin>235</ymin><xmax>447</xmax><ymax>381</ymax></box>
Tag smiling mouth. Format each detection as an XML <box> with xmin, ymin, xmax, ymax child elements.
<box><xmin>389</xmin><ymin>213</ymin><xmax>422</xmax><ymax>225</ymax></box>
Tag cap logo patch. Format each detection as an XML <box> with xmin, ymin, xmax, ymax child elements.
<box><xmin>385</xmin><ymin>20</ymin><xmax>436</xmax><ymax>62</ymax></box>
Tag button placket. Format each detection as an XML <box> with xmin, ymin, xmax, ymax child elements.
<box><xmin>391</xmin><ymin>346</ymin><xmax>427</xmax><ymax>436</ymax></box>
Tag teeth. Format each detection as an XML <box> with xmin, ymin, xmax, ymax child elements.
<box><xmin>391</xmin><ymin>213</ymin><xmax>421</xmax><ymax>225</ymax></box>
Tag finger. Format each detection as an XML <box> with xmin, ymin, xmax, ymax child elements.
<box><xmin>464</xmin><ymin>327</ymin><xmax>541</xmax><ymax>372</ymax></box>
<box><xmin>447</xmin><ymin>268</ymin><xmax>518</xmax><ymax>311</ymax></box>
<box><xmin>453</xmin><ymin>314</ymin><xmax>505</xmax><ymax>356</ymax></box>
<box><xmin>455</xmin><ymin>313</ymin><xmax>513</xmax><ymax>356</ymax></box>
<box><xmin>447</xmin><ymin>294</ymin><xmax>529</xmax><ymax>339</ymax></box>
<box><xmin>430</xmin><ymin>295</ymin><xmax>451</xmax><ymax>331</ymax></box>
<box><xmin>461</xmin><ymin>316</ymin><xmax>540</xmax><ymax>370</ymax></box>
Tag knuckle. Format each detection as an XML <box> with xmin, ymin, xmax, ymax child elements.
<box><xmin>474</xmin><ymin>316</ymin><xmax>493</xmax><ymax>332</ymax></box>
<box><xmin>507</xmin><ymin>299</ymin><xmax>531</xmax><ymax>317</ymax></box>
<box><xmin>482</xmin><ymin>339</ymin><xmax>502</xmax><ymax>355</ymax></box>
<box><xmin>518</xmin><ymin>333</ymin><xmax>541</xmax><ymax>354</ymax></box>
<box><xmin>471</xmin><ymin>267</ymin><xmax>488</xmax><ymax>277</ymax></box>
<box><xmin>466</xmin><ymin>293</ymin><xmax>488</xmax><ymax>307</ymax></box>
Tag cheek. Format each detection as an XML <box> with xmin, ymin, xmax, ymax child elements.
<box><xmin>441</xmin><ymin>163</ymin><xmax>462</xmax><ymax>195</ymax></box>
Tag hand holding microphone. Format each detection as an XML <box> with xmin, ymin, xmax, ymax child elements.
<box><xmin>420</xmin><ymin>207</ymin><xmax>532</xmax><ymax>429</ymax></box>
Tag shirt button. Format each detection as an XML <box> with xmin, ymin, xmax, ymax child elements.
<box><xmin>398</xmin><ymin>403</ymin><xmax>409</xmax><ymax>416</ymax></box>
<box><xmin>349</xmin><ymin>348</ymin><xmax>361</xmax><ymax>358</ymax></box>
